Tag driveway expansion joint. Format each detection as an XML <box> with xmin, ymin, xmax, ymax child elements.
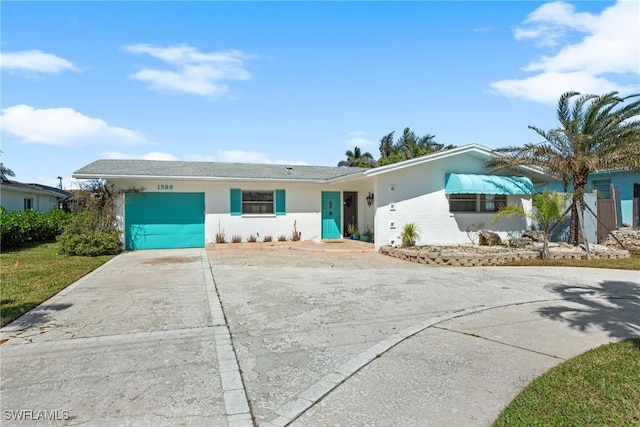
<box><xmin>433</xmin><ymin>326</ymin><xmax>566</xmax><ymax>360</ymax></box>
<box><xmin>202</xmin><ymin>251</ymin><xmax>254</xmax><ymax>427</ymax></box>
<box><xmin>261</xmin><ymin>297</ymin><xmax>580</xmax><ymax>426</ymax></box>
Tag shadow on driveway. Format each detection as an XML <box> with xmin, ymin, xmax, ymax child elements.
<box><xmin>539</xmin><ymin>280</ymin><xmax>640</xmax><ymax>340</ymax></box>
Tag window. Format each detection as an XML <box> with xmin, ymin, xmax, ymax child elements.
<box><xmin>24</xmin><ymin>198</ymin><xmax>33</xmax><ymax>210</ymax></box>
<box><xmin>230</xmin><ymin>188</ymin><xmax>286</xmax><ymax>216</ymax></box>
<box><xmin>242</xmin><ymin>191</ymin><xmax>274</xmax><ymax>214</ymax></box>
<box><xmin>449</xmin><ymin>194</ymin><xmax>506</xmax><ymax>212</ymax></box>
<box><xmin>448</xmin><ymin>194</ymin><xmax>477</xmax><ymax>212</ymax></box>
<box><xmin>480</xmin><ymin>194</ymin><xmax>506</xmax><ymax>212</ymax></box>
<box><xmin>592</xmin><ymin>179</ymin><xmax>611</xmax><ymax>199</ymax></box>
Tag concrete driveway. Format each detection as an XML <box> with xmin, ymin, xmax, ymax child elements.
<box><xmin>1</xmin><ymin>245</ymin><xmax>638</xmax><ymax>426</ymax></box>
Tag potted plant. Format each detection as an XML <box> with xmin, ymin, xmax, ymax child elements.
<box><xmin>346</xmin><ymin>223</ymin><xmax>360</xmax><ymax>240</ymax></box>
<box><xmin>362</xmin><ymin>227</ymin><xmax>373</xmax><ymax>243</ymax></box>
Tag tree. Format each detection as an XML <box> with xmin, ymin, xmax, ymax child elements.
<box><xmin>489</xmin><ymin>91</ymin><xmax>640</xmax><ymax>245</ymax></box>
<box><xmin>494</xmin><ymin>191</ymin><xmax>568</xmax><ymax>259</ymax></box>
<box><xmin>0</xmin><ymin>163</ymin><xmax>15</xmax><ymax>179</ymax></box>
<box><xmin>337</xmin><ymin>146</ymin><xmax>376</xmax><ymax>168</ymax></box>
<box><xmin>378</xmin><ymin>127</ymin><xmax>455</xmax><ymax>166</ymax></box>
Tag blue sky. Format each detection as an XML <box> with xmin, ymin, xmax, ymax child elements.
<box><xmin>1</xmin><ymin>1</ymin><xmax>638</xmax><ymax>189</ymax></box>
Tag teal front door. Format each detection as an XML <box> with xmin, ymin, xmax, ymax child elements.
<box><xmin>125</xmin><ymin>192</ymin><xmax>205</xmax><ymax>250</ymax></box>
<box><xmin>321</xmin><ymin>191</ymin><xmax>341</xmax><ymax>239</ymax></box>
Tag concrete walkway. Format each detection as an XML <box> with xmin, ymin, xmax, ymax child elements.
<box><xmin>1</xmin><ymin>246</ymin><xmax>638</xmax><ymax>426</ymax></box>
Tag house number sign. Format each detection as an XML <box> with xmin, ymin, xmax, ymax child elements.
<box><xmin>157</xmin><ymin>184</ymin><xmax>174</xmax><ymax>190</ymax></box>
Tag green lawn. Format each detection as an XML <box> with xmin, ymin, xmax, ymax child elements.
<box><xmin>494</xmin><ymin>338</ymin><xmax>640</xmax><ymax>426</ymax></box>
<box><xmin>0</xmin><ymin>242</ymin><xmax>115</xmax><ymax>327</ymax></box>
<box><xmin>504</xmin><ymin>250</ymin><xmax>640</xmax><ymax>270</ymax></box>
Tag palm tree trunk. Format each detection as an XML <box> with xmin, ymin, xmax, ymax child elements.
<box><xmin>542</xmin><ymin>233</ymin><xmax>550</xmax><ymax>260</ymax></box>
<box><xmin>569</xmin><ymin>177</ymin><xmax>587</xmax><ymax>246</ymax></box>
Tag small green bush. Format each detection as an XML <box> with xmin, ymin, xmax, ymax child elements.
<box><xmin>57</xmin><ymin>231</ymin><xmax>121</xmax><ymax>256</ymax></box>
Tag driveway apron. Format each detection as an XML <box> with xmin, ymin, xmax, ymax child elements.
<box><xmin>207</xmin><ymin>248</ymin><xmax>639</xmax><ymax>427</ymax></box>
<box><xmin>1</xmin><ymin>249</ymin><xmax>250</xmax><ymax>426</ymax></box>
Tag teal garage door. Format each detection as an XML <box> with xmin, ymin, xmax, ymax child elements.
<box><xmin>125</xmin><ymin>192</ymin><xmax>205</xmax><ymax>250</ymax></box>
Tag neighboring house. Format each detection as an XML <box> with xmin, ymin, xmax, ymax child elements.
<box><xmin>587</xmin><ymin>169</ymin><xmax>639</xmax><ymax>228</ymax></box>
<box><xmin>0</xmin><ymin>174</ymin><xmax>71</xmax><ymax>213</ymax></box>
<box><xmin>544</xmin><ymin>168</ymin><xmax>639</xmax><ymax>241</ymax></box>
<box><xmin>73</xmin><ymin>144</ymin><xmax>558</xmax><ymax>251</ymax></box>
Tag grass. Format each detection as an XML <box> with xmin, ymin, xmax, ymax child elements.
<box><xmin>494</xmin><ymin>338</ymin><xmax>640</xmax><ymax>426</ymax></box>
<box><xmin>0</xmin><ymin>242</ymin><xmax>115</xmax><ymax>327</ymax></box>
<box><xmin>503</xmin><ymin>250</ymin><xmax>640</xmax><ymax>270</ymax></box>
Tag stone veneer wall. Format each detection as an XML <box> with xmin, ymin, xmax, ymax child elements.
<box><xmin>378</xmin><ymin>245</ymin><xmax>630</xmax><ymax>267</ymax></box>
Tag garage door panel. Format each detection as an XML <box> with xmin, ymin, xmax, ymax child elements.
<box><xmin>125</xmin><ymin>193</ymin><xmax>204</xmax><ymax>250</ymax></box>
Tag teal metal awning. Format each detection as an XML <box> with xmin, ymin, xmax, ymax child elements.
<box><xmin>445</xmin><ymin>173</ymin><xmax>534</xmax><ymax>195</ymax></box>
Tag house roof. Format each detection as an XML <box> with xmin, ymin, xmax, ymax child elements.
<box><xmin>364</xmin><ymin>144</ymin><xmax>557</xmax><ymax>182</ymax></box>
<box><xmin>0</xmin><ymin>178</ymin><xmax>72</xmax><ymax>199</ymax></box>
<box><xmin>73</xmin><ymin>159</ymin><xmax>365</xmax><ymax>182</ymax></box>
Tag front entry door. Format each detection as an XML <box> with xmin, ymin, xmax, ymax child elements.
<box><xmin>343</xmin><ymin>191</ymin><xmax>358</xmax><ymax>237</ymax></box>
<box><xmin>321</xmin><ymin>191</ymin><xmax>341</xmax><ymax>239</ymax></box>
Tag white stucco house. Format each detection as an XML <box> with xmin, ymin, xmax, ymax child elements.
<box><xmin>0</xmin><ymin>175</ymin><xmax>71</xmax><ymax>213</ymax></box>
<box><xmin>72</xmin><ymin>144</ymin><xmax>558</xmax><ymax>251</ymax></box>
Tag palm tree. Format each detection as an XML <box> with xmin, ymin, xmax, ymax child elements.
<box><xmin>337</xmin><ymin>146</ymin><xmax>376</xmax><ymax>168</ymax></box>
<box><xmin>494</xmin><ymin>191</ymin><xmax>568</xmax><ymax>259</ymax></box>
<box><xmin>0</xmin><ymin>162</ymin><xmax>15</xmax><ymax>180</ymax></box>
<box><xmin>378</xmin><ymin>131</ymin><xmax>395</xmax><ymax>161</ymax></box>
<box><xmin>490</xmin><ymin>91</ymin><xmax>640</xmax><ymax>245</ymax></box>
<box><xmin>378</xmin><ymin>127</ymin><xmax>455</xmax><ymax>166</ymax></box>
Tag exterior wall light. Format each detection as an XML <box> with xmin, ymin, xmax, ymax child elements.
<box><xmin>366</xmin><ymin>192</ymin><xmax>374</xmax><ymax>207</ymax></box>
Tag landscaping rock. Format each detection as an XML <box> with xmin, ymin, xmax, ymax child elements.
<box><xmin>603</xmin><ymin>228</ymin><xmax>640</xmax><ymax>251</ymax></box>
<box><xmin>479</xmin><ymin>231</ymin><xmax>502</xmax><ymax>246</ymax></box>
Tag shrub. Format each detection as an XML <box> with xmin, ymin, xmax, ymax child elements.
<box><xmin>215</xmin><ymin>232</ymin><xmax>227</xmax><ymax>243</ymax></box>
<box><xmin>277</xmin><ymin>235</ymin><xmax>288</xmax><ymax>242</ymax></box>
<box><xmin>57</xmin><ymin>210</ymin><xmax>121</xmax><ymax>256</ymax></box>
<box><xmin>231</xmin><ymin>234</ymin><xmax>242</xmax><ymax>243</ymax></box>
<box><xmin>401</xmin><ymin>222</ymin><xmax>420</xmax><ymax>247</ymax></box>
<box><xmin>58</xmin><ymin>231</ymin><xmax>121</xmax><ymax>256</ymax></box>
<box><xmin>0</xmin><ymin>208</ymin><xmax>71</xmax><ymax>250</ymax></box>
<box><xmin>247</xmin><ymin>234</ymin><xmax>257</xmax><ymax>243</ymax></box>
<box><xmin>263</xmin><ymin>234</ymin><xmax>273</xmax><ymax>242</ymax></box>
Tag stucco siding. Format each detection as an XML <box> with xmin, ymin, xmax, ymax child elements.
<box><xmin>373</xmin><ymin>154</ymin><xmax>532</xmax><ymax>249</ymax></box>
<box><xmin>1</xmin><ymin>188</ymin><xmax>60</xmax><ymax>212</ymax></box>
<box><xmin>107</xmin><ymin>177</ymin><xmax>374</xmax><ymax>246</ymax></box>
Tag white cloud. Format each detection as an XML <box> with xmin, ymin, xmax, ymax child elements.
<box><xmin>491</xmin><ymin>71</ymin><xmax>630</xmax><ymax>104</ymax></box>
<box><xmin>345</xmin><ymin>137</ymin><xmax>375</xmax><ymax>149</ymax></box>
<box><xmin>0</xmin><ymin>105</ymin><xmax>147</xmax><ymax>147</ymax></box>
<box><xmin>0</xmin><ymin>50</ymin><xmax>80</xmax><ymax>74</ymax></box>
<box><xmin>102</xmin><ymin>151</ymin><xmax>177</xmax><ymax>161</ymax></box>
<box><xmin>107</xmin><ymin>150</ymin><xmax>309</xmax><ymax>165</ymax></box>
<box><xmin>344</xmin><ymin>131</ymin><xmax>376</xmax><ymax>149</ymax></box>
<box><xmin>472</xmin><ymin>26</ymin><xmax>493</xmax><ymax>33</ymax></box>
<box><xmin>123</xmin><ymin>43</ymin><xmax>256</xmax><ymax>96</ymax></box>
<box><xmin>492</xmin><ymin>1</ymin><xmax>640</xmax><ymax>104</ymax></box>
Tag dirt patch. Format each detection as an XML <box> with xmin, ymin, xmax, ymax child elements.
<box><xmin>141</xmin><ymin>256</ymin><xmax>201</xmax><ymax>265</ymax></box>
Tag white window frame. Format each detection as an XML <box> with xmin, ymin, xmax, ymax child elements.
<box><xmin>24</xmin><ymin>197</ymin><xmax>33</xmax><ymax>211</ymax></box>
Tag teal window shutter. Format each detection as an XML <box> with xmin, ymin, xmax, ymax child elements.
<box><xmin>275</xmin><ymin>189</ymin><xmax>286</xmax><ymax>215</ymax></box>
<box><xmin>230</xmin><ymin>188</ymin><xmax>241</xmax><ymax>215</ymax></box>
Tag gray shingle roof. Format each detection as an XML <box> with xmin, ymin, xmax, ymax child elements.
<box><xmin>73</xmin><ymin>159</ymin><xmax>364</xmax><ymax>181</ymax></box>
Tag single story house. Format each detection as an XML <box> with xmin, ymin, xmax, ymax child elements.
<box><xmin>73</xmin><ymin>144</ymin><xmax>559</xmax><ymax>250</ymax></box>
<box><xmin>0</xmin><ymin>174</ymin><xmax>72</xmax><ymax>213</ymax></box>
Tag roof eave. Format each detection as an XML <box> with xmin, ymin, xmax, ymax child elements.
<box><xmin>73</xmin><ymin>173</ymin><xmax>362</xmax><ymax>184</ymax></box>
